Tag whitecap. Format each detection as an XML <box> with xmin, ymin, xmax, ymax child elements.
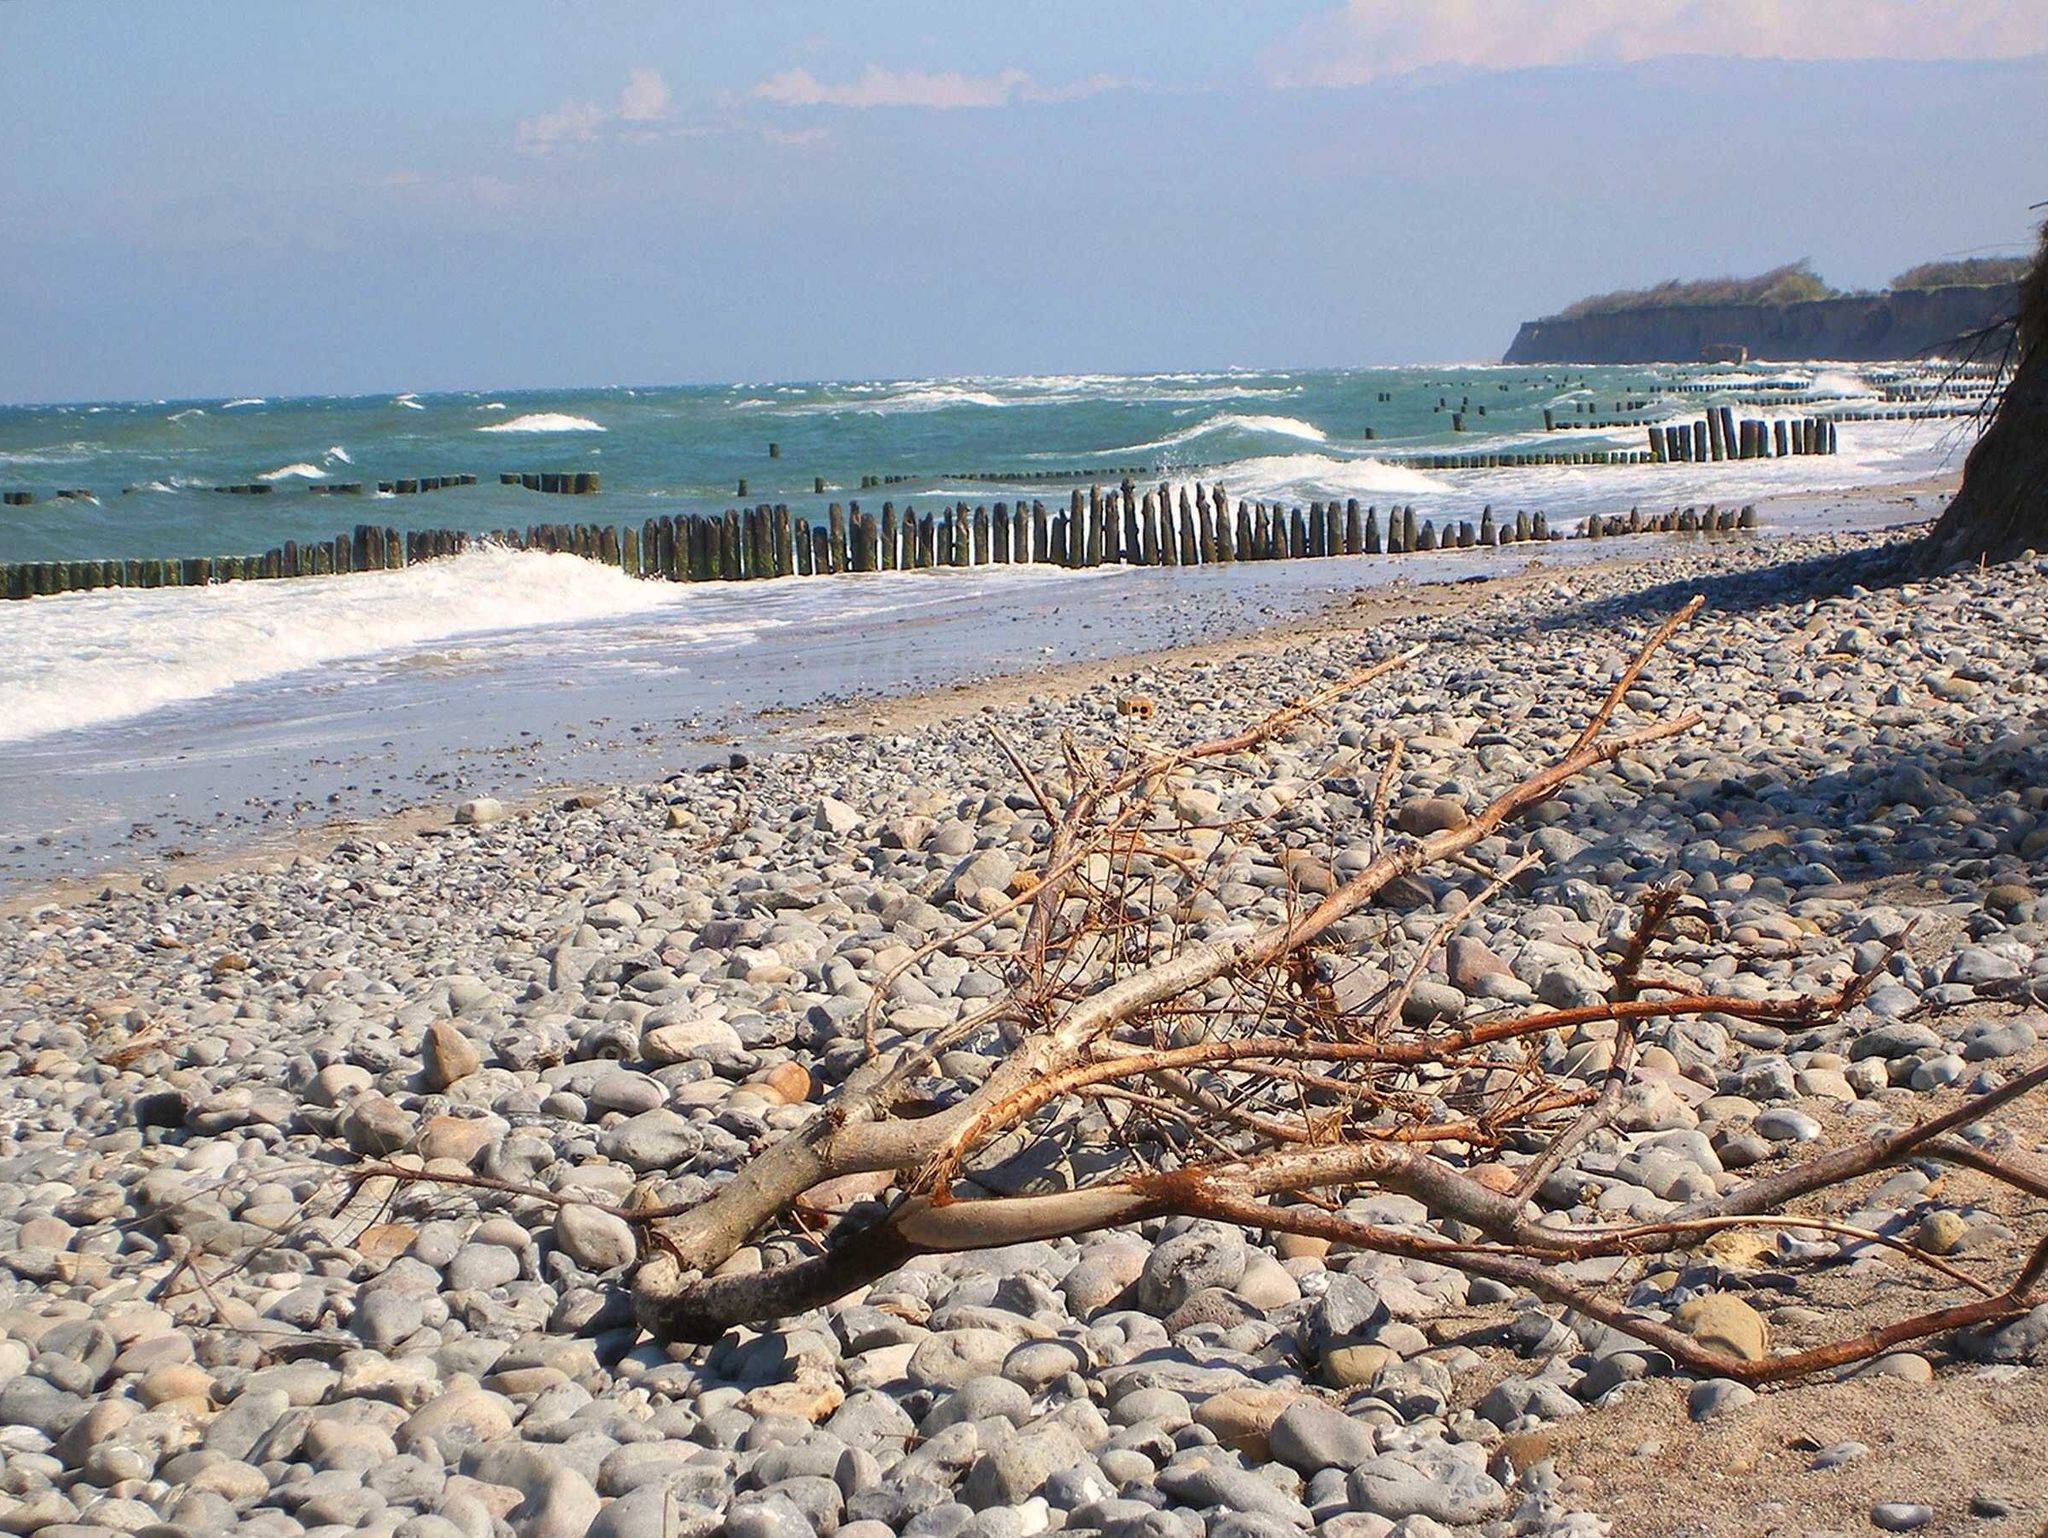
<box><xmin>0</xmin><ymin>546</ymin><xmax>689</xmax><ymax>746</ymax></box>
<box><xmin>221</xmin><ymin>397</ymin><xmax>267</xmax><ymax>409</ymax></box>
<box><xmin>167</xmin><ymin>408</ymin><xmax>206</xmax><ymax>422</ymax></box>
<box><xmin>259</xmin><ymin>463</ymin><xmax>326</xmax><ymax>482</ymax></box>
<box><xmin>394</xmin><ymin>394</ymin><xmax>425</xmax><ymax>410</ymax></box>
<box><xmin>324</xmin><ymin>445</ymin><xmax>353</xmax><ymax>464</ymax></box>
<box><xmin>1110</xmin><ymin>413</ymin><xmax>1330</xmax><ymax>456</ymax></box>
<box><xmin>476</xmin><ymin>412</ymin><xmax>607</xmax><ymax>434</ymax></box>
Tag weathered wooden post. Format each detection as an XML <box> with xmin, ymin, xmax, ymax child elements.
<box><xmin>724</xmin><ymin>511</ymin><xmax>749</xmax><ymax>577</ymax></box>
<box><xmin>816</xmin><ymin>503</ymin><xmax>839</xmax><ymax>575</ymax></box>
<box><xmin>973</xmin><ymin>504</ymin><xmax>989</xmax><ymax>565</ymax></box>
<box><xmin>1479</xmin><ymin>507</ymin><xmax>1495</xmax><ymax>545</ymax></box>
<box><xmin>811</xmin><ymin>523</ymin><xmax>831</xmax><ymax>575</ymax></box>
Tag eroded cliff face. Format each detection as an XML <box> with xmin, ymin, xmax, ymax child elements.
<box><xmin>1503</xmin><ymin>283</ymin><xmax>2017</xmax><ymax>364</ymax></box>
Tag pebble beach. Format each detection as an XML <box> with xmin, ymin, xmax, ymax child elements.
<box><xmin>4</xmin><ymin>513</ymin><xmax>2047</xmax><ymax>1538</ymax></box>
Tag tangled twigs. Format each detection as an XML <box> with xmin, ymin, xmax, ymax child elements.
<box><xmin>356</xmin><ymin>595</ymin><xmax>2047</xmax><ymax>1384</ymax></box>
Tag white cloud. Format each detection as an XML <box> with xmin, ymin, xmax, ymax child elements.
<box><xmin>518</xmin><ymin>67</ymin><xmax>673</xmax><ymax>151</ymax></box>
<box><xmin>618</xmin><ymin>66</ymin><xmax>672</xmax><ymax>122</ymax></box>
<box><xmin>750</xmin><ymin>65</ymin><xmax>1128</xmax><ymax>109</ymax></box>
<box><xmin>1264</xmin><ymin>0</ymin><xmax>2048</xmax><ymax>86</ymax></box>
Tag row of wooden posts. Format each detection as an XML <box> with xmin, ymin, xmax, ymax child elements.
<box><xmin>1647</xmin><ymin>412</ymin><xmax>1838</xmax><ymax>463</ymax></box>
<box><xmin>3</xmin><ymin>485</ymin><xmax>1586</xmax><ymax>598</ymax></box>
<box><xmin>612</xmin><ymin>489</ymin><xmax>1560</xmax><ymax>583</ymax></box>
<box><xmin>1584</xmin><ymin>504</ymin><xmax>1757</xmax><ymax>537</ymax></box>
<box><xmin>0</xmin><ymin>524</ymin><xmax>511</xmax><ymax>599</ymax></box>
<box><xmin>1</xmin><ymin>482</ymin><xmax>1789</xmax><ymax>601</ymax></box>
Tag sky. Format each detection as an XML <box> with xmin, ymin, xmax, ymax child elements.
<box><xmin>2</xmin><ymin>1</ymin><xmax>2045</xmax><ymax>403</ymax></box>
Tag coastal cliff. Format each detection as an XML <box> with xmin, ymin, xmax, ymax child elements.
<box><xmin>1504</xmin><ymin>282</ymin><xmax>2017</xmax><ymax>364</ymax></box>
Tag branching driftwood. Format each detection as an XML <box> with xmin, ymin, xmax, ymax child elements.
<box><xmin>364</xmin><ymin>595</ymin><xmax>2048</xmax><ymax>1383</ymax></box>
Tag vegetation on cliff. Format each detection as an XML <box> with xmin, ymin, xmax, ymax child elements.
<box><xmin>1890</xmin><ymin>255</ymin><xmax>2031</xmax><ymax>290</ymax></box>
<box><xmin>1554</xmin><ymin>261</ymin><xmax>1836</xmax><ymax>319</ymax></box>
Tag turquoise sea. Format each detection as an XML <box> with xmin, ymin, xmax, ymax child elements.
<box><xmin>0</xmin><ymin>362</ymin><xmax>1972</xmax><ymax>889</ymax></box>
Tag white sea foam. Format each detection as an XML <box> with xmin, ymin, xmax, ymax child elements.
<box><xmin>221</xmin><ymin>397</ymin><xmax>267</xmax><ymax>409</ymax></box>
<box><xmin>862</xmin><ymin>386</ymin><xmax>1010</xmax><ymax>412</ymax></box>
<box><xmin>258</xmin><ymin>463</ymin><xmax>327</xmax><ymax>482</ymax></box>
<box><xmin>479</xmin><ymin>402</ymin><xmax>508</xmax><ymax>411</ymax></box>
<box><xmin>167</xmin><ymin>408</ymin><xmax>206</xmax><ymax>422</ymax></box>
<box><xmin>476</xmin><ymin>412</ymin><xmax>607</xmax><ymax>434</ymax></box>
<box><xmin>0</xmin><ymin>547</ymin><xmax>688</xmax><ymax>745</ymax></box>
<box><xmin>0</xmin><ymin>441</ymin><xmax>106</xmax><ymax>467</ymax></box>
<box><xmin>394</xmin><ymin>394</ymin><xmax>425</xmax><ymax>411</ymax></box>
<box><xmin>324</xmin><ymin>445</ymin><xmax>353</xmax><ymax>464</ymax></box>
<box><xmin>1808</xmin><ymin>369</ymin><xmax>1876</xmax><ymax>398</ymax></box>
<box><xmin>1220</xmin><ymin>453</ymin><xmax>1450</xmax><ymax>503</ymax></box>
<box><xmin>1116</xmin><ymin>413</ymin><xmax>1329</xmax><ymax>456</ymax></box>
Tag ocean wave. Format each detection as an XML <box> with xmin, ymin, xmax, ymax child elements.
<box><xmin>324</xmin><ymin>445</ymin><xmax>352</xmax><ymax>464</ymax></box>
<box><xmin>0</xmin><ymin>441</ymin><xmax>107</xmax><ymax>467</ymax></box>
<box><xmin>221</xmin><ymin>397</ymin><xmax>266</xmax><ymax>409</ymax></box>
<box><xmin>167</xmin><ymin>408</ymin><xmax>206</xmax><ymax>422</ymax></box>
<box><xmin>861</xmin><ymin>386</ymin><xmax>1010</xmax><ymax>412</ymax></box>
<box><xmin>394</xmin><ymin>394</ymin><xmax>425</xmax><ymax>411</ymax></box>
<box><xmin>477</xmin><ymin>412</ymin><xmax>607</xmax><ymax>434</ymax></box>
<box><xmin>258</xmin><ymin>462</ymin><xmax>327</xmax><ymax>481</ymax></box>
<box><xmin>1216</xmin><ymin>453</ymin><xmax>1450</xmax><ymax>503</ymax></box>
<box><xmin>0</xmin><ymin>546</ymin><xmax>687</xmax><ymax>746</ymax></box>
<box><xmin>1110</xmin><ymin>413</ymin><xmax>1330</xmax><ymax>457</ymax></box>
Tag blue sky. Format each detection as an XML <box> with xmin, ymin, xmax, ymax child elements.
<box><xmin>2</xmin><ymin>1</ymin><xmax>2045</xmax><ymax>403</ymax></box>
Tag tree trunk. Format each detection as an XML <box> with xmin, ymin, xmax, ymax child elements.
<box><xmin>1920</xmin><ymin>223</ymin><xmax>2046</xmax><ymax>571</ymax></box>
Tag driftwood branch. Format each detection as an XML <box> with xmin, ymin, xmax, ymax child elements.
<box><xmin>362</xmin><ymin>596</ymin><xmax>2048</xmax><ymax>1384</ymax></box>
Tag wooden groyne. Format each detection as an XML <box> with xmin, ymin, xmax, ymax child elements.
<box><xmin>1643</xmin><ymin>412</ymin><xmax>1838</xmax><ymax>463</ymax></box>
<box><xmin>1</xmin><ymin>478</ymin><xmax>1758</xmax><ymax>601</ymax></box>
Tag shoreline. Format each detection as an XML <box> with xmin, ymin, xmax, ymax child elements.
<box><xmin>0</xmin><ymin>476</ymin><xmax>1951</xmax><ymax>920</ymax></box>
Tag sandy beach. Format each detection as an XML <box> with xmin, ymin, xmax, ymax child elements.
<box><xmin>4</xmin><ymin>470</ymin><xmax>2046</xmax><ymax>1538</ymax></box>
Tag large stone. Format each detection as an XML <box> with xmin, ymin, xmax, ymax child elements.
<box><xmin>1156</xmin><ymin>1463</ymin><xmax>1312</xmax><ymax>1526</ymax></box>
<box><xmin>1138</xmin><ymin>1231</ymin><xmax>1248</xmax><ymax>1315</ymax></box>
<box><xmin>963</xmin><ymin>1424</ymin><xmax>1089</xmax><ymax>1509</ymax></box>
<box><xmin>509</xmin><ymin>1466</ymin><xmax>601</xmax><ymax>1538</ymax></box>
<box><xmin>907</xmin><ymin>1330</ymin><xmax>1015</xmax><ymax>1391</ymax></box>
<box><xmin>341</xmin><ymin>1093</ymin><xmax>416</xmax><ymax>1156</ymax></box>
<box><xmin>1347</xmin><ymin>1445</ymin><xmax>1506</xmax><ymax>1524</ymax></box>
<box><xmin>398</xmin><ymin>1390</ymin><xmax>516</xmax><ymax>1458</ymax></box>
<box><xmin>1193</xmin><ymin>1386</ymin><xmax>1300</xmax><ymax>1461</ymax></box>
<box><xmin>815</xmin><ymin>797</ymin><xmax>863</xmax><ymax>835</ymax></box>
<box><xmin>554</xmin><ymin>1205</ymin><xmax>638</xmax><ymax>1272</ymax></box>
<box><xmin>1269</xmin><ymin>1399</ymin><xmax>1378</xmax><ymax>1473</ymax></box>
<box><xmin>424</xmin><ymin>1021</ymin><xmax>483</xmax><ymax>1090</ymax></box>
<box><xmin>1395</xmin><ymin>797</ymin><xmax>1468</xmax><ymax>836</ymax></box>
<box><xmin>455</xmin><ymin>797</ymin><xmax>507</xmax><ymax>826</ymax></box>
<box><xmin>599</xmin><ymin>1110</ymin><xmax>702</xmax><ymax>1172</ymax></box>
<box><xmin>642</xmin><ymin>1020</ymin><xmax>744</xmax><ymax>1065</ymax></box>
<box><xmin>1672</xmin><ymin>1293</ymin><xmax>1768</xmax><ymax>1363</ymax></box>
